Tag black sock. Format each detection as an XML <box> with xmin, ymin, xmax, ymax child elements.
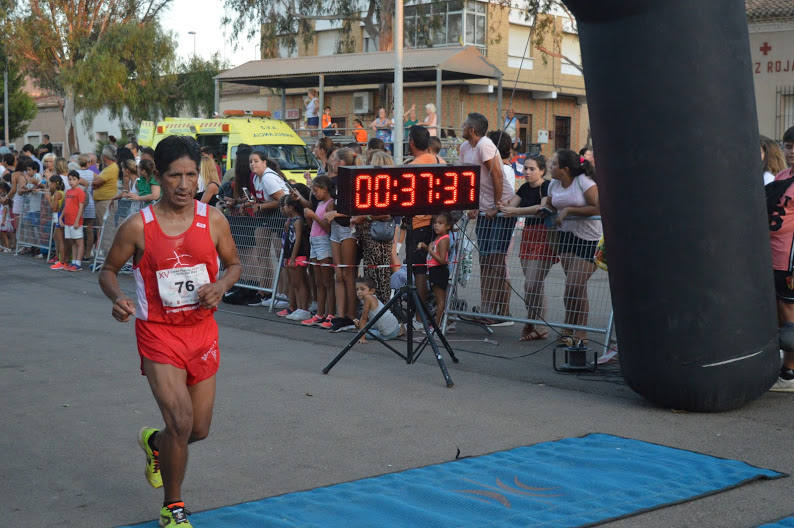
<box><xmin>148</xmin><ymin>431</ymin><xmax>158</xmax><ymax>452</ymax></box>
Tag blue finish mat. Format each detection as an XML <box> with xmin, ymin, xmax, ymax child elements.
<box><xmin>121</xmin><ymin>433</ymin><xmax>784</xmax><ymax>528</ymax></box>
<box><xmin>760</xmin><ymin>516</ymin><xmax>794</xmax><ymax>527</ymax></box>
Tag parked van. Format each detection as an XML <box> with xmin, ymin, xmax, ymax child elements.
<box><xmin>137</xmin><ymin>111</ymin><xmax>319</xmax><ymax>180</ymax></box>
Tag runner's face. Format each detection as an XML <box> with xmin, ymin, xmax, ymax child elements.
<box><xmin>159</xmin><ymin>156</ymin><xmax>198</xmax><ymax>208</ymax></box>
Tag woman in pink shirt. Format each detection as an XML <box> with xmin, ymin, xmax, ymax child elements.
<box><xmin>768</xmin><ymin>126</ymin><xmax>794</xmax><ymax>391</ymax></box>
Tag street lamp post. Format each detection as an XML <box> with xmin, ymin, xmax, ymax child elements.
<box><xmin>188</xmin><ymin>31</ymin><xmax>196</xmax><ymax>57</ymax></box>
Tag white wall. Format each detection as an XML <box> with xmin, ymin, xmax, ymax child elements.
<box><xmin>75</xmin><ymin>109</ymin><xmax>130</xmax><ymax>154</ymax></box>
<box><xmin>749</xmin><ymin>20</ymin><xmax>794</xmax><ymax>140</ymax></box>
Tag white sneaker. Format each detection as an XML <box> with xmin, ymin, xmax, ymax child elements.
<box><xmin>273</xmin><ymin>299</ymin><xmax>290</xmax><ymax>309</ymax></box>
<box><xmin>309</xmin><ymin>301</ymin><xmax>318</xmax><ymax>313</ymax></box>
<box><xmin>597</xmin><ymin>348</ymin><xmax>619</xmax><ymax>365</ymax></box>
<box><xmin>770</xmin><ymin>368</ymin><xmax>794</xmax><ymax>392</ymax></box>
<box><xmin>412</xmin><ymin>320</ymin><xmax>424</xmax><ymax>331</ymax></box>
<box><xmin>247</xmin><ymin>297</ymin><xmax>267</xmax><ymax>307</ymax></box>
<box><xmin>286</xmin><ymin>308</ymin><xmax>312</xmax><ymax>321</ymax></box>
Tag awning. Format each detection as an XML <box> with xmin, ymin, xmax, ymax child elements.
<box><xmin>216</xmin><ymin>46</ymin><xmax>502</xmax><ymax>88</ymax></box>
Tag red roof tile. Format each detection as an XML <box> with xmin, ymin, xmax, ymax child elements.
<box><xmin>746</xmin><ymin>0</ymin><xmax>794</xmax><ymax>21</ymax></box>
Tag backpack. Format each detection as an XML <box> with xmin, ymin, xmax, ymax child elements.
<box><xmin>222</xmin><ymin>285</ymin><xmax>261</xmax><ymax>305</ymax></box>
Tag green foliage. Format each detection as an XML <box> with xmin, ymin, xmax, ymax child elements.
<box><xmin>64</xmin><ymin>21</ymin><xmax>177</xmax><ymax>125</ymax></box>
<box><xmin>165</xmin><ymin>55</ymin><xmax>227</xmax><ymax>118</ymax></box>
<box><xmin>222</xmin><ymin>0</ymin><xmax>571</xmax><ymax>60</ymax></box>
<box><xmin>223</xmin><ymin>0</ymin><xmax>377</xmax><ymax>55</ymax></box>
<box><xmin>0</xmin><ymin>53</ymin><xmax>38</xmax><ymax>139</ymax></box>
<box><xmin>8</xmin><ymin>0</ymin><xmax>174</xmax><ymax>150</ymax></box>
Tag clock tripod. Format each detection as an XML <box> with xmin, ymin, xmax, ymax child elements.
<box><xmin>322</xmin><ymin>217</ymin><xmax>459</xmax><ymax>387</ymax></box>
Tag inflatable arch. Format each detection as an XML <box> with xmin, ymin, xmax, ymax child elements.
<box><xmin>563</xmin><ymin>0</ymin><xmax>780</xmax><ymax>411</ymax></box>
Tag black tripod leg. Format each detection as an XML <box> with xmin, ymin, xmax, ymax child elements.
<box><xmin>425</xmin><ymin>313</ymin><xmax>459</xmax><ymax>364</ymax></box>
<box><xmin>322</xmin><ymin>292</ymin><xmax>406</xmax><ymax>374</ymax></box>
<box><xmin>411</xmin><ymin>290</ymin><xmax>454</xmax><ymax>388</ymax></box>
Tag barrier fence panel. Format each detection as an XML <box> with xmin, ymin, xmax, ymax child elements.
<box><xmin>444</xmin><ymin>213</ymin><xmax>615</xmax><ymax>355</ymax></box>
<box><xmin>223</xmin><ymin>205</ymin><xmax>286</xmax><ymax>311</ymax></box>
<box><xmin>91</xmin><ymin>199</ymin><xmax>142</xmax><ymax>272</ymax></box>
<box><xmin>15</xmin><ymin>192</ymin><xmax>54</xmax><ymax>258</ymax></box>
<box><xmin>91</xmin><ymin>200</ymin><xmax>285</xmax><ymax>308</ymax></box>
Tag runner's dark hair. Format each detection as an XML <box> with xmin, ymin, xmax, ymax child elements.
<box><xmin>153</xmin><ymin>135</ymin><xmax>201</xmax><ymax>176</ymax></box>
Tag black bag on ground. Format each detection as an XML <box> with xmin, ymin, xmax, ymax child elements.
<box><xmin>222</xmin><ymin>286</ymin><xmax>260</xmax><ymax>305</ymax></box>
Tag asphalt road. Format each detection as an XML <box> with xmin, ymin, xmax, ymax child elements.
<box><xmin>1</xmin><ymin>252</ymin><xmax>792</xmax><ymax>527</ymax></box>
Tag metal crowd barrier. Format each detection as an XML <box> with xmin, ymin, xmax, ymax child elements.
<box><xmin>92</xmin><ymin>198</ymin><xmax>143</xmax><ymax>272</ymax></box>
<box><xmin>15</xmin><ymin>192</ymin><xmax>54</xmax><ymax>258</ymax></box>
<box><xmin>223</xmin><ymin>205</ymin><xmax>286</xmax><ymax>311</ymax></box>
<box><xmin>444</xmin><ymin>213</ymin><xmax>615</xmax><ymax>355</ymax></box>
<box><xmin>90</xmin><ymin>200</ymin><xmax>286</xmax><ymax>309</ymax></box>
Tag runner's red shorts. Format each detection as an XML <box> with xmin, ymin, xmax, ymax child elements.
<box><xmin>135</xmin><ymin>316</ymin><xmax>220</xmax><ymax>386</ymax></box>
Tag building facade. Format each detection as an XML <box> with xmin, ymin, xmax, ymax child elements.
<box><xmin>220</xmin><ymin>1</ymin><xmax>590</xmax><ymax>157</ymax></box>
<box><xmin>747</xmin><ymin>0</ymin><xmax>794</xmax><ymax>140</ymax></box>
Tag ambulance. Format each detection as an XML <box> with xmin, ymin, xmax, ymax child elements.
<box><xmin>137</xmin><ymin>110</ymin><xmax>319</xmax><ymax>180</ymax></box>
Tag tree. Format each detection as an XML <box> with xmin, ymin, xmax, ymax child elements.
<box><xmin>523</xmin><ymin>0</ymin><xmax>583</xmax><ymax>74</ymax></box>
<box><xmin>0</xmin><ymin>52</ymin><xmax>38</xmax><ymax>141</ymax></box>
<box><xmin>223</xmin><ymin>0</ymin><xmax>395</xmax><ymax>55</ymax></box>
<box><xmin>162</xmin><ymin>55</ymin><xmax>227</xmax><ymax>118</ymax></box>
<box><xmin>9</xmin><ymin>0</ymin><xmax>173</xmax><ymax>153</ymax></box>
<box><xmin>66</xmin><ymin>21</ymin><xmax>177</xmax><ymax>127</ymax></box>
<box><xmin>222</xmin><ymin>0</ymin><xmax>580</xmax><ymax>72</ymax></box>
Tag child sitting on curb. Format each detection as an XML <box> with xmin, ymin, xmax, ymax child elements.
<box><xmin>354</xmin><ymin>276</ymin><xmax>401</xmax><ymax>343</ymax></box>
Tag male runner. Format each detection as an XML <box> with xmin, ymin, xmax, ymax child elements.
<box><xmin>99</xmin><ymin>135</ymin><xmax>241</xmax><ymax>527</ymax></box>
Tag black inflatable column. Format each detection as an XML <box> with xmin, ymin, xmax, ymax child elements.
<box><xmin>562</xmin><ymin>0</ymin><xmax>779</xmax><ymax>411</ymax></box>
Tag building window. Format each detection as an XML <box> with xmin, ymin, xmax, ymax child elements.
<box><xmin>26</xmin><ymin>132</ymin><xmax>41</xmax><ymax>147</ymax></box>
<box><xmin>778</xmin><ymin>86</ymin><xmax>794</xmax><ymax>140</ymax></box>
<box><xmin>464</xmin><ymin>0</ymin><xmax>486</xmax><ymax>48</ymax></box>
<box><xmin>554</xmin><ymin>116</ymin><xmax>571</xmax><ymax>150</ymax></box>
<box><xmin>404</xmin><ymin>0</ymin><xmax>484</xmax><ymax>51</ymax></box>
<box><xmin>363</xmin><ymin>33</ymin><xmax>379</xmax><ymax>53</ymax></box>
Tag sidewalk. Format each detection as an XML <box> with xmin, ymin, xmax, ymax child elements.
<box><xmin>1</xmin><ymin>252</ymin><xmax>792</xmax><ymax>528</ymax></box>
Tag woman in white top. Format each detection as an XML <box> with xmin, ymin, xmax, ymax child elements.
<box><xmin>305</xmin><ymin>88</ymin><xmax>320</xmax><ymax>132</ymax></box>
<box><xmin>420</xmin><ymin>103</ymin><xmax>438</xmax><ymax>137</ymax></box>
<box><xmin>250</xmin><ymin>151</ymin><xmax>290</xmax><ymax>293</ymax></box>
<box><xmin>542</xmin><ymin>149</ymin><xmax>602</xmax><ymax>345</ymax></box>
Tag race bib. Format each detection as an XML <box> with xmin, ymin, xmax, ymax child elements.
<box><xmin>156</xmin><ymin>264</ymin><xmax>211</xmax><ymax>308</ymax></box>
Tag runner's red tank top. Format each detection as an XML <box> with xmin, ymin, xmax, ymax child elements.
<box><xmin>133</xmin><ymin>201</ymin><xmax>219</xmax><ymax>325</ymax></box>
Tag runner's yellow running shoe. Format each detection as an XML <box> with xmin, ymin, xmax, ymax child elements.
<box><xmin>159</xmin><ymin>502</ymin><xmax>193</xmax><ymax>527</ymax></box>
<box><xmin>138</xmin><ymin>427</ymin><xmax>162</xmax><ymax>488</ymax></box>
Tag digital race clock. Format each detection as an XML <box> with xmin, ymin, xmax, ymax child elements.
<box><xmin>335</xmin><ymin>164</ymin><xmax>480</xmax><ymax>216</ymax></box>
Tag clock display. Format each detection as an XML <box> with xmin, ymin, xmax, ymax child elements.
<box><xmin>335</xmin><ymin>164</ymin><xmax>480</xmax><ymax>216</ymax></box>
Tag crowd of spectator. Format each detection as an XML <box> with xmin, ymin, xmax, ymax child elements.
<box><xmin>217</xmin><ymin>112</ymin><xmax>610</xmax><ymax>348</ymax></box>
<box><xmin>6</xmin><ymin>120</ymin><xmax>793</xmax><ymax>389</ymax></box>
<box><xmin>0</xmin><ymin>137</ymin><xmax>177</xmax><ymax>271</ymax></box>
